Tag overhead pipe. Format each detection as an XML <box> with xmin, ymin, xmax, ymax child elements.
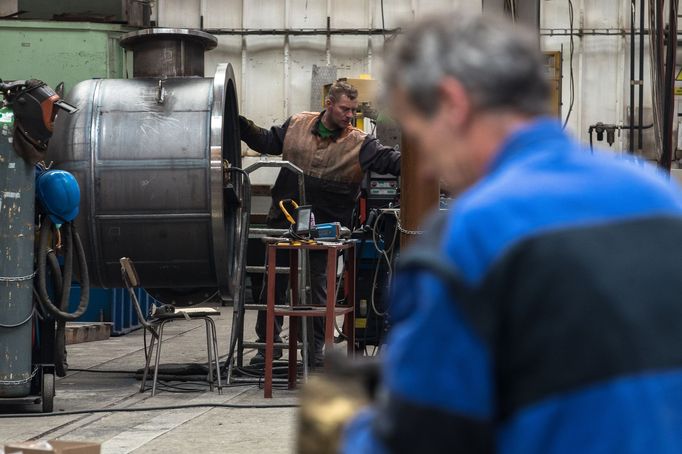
<box><xmin>205</xmin><ymin>27</ymin><xmax>400</xmax><ymax>36</ymax></box>
<box><xmin>206</xmin><ymin>27</ymin><xmax>649</xmax><ymax>38</ymax></box>
<box><xmin>540</xmin><ymin>27</ymin><xmax>650</xmax><ymax>36</ymax></box>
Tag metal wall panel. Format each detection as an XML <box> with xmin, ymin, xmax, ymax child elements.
<box><xmin>155</xmin><ymin>0</ymin><xmax>648</xmax><ymax>154</ymax></box>
<box><xmin>0</xmin><ymin>20</ymin><xmax>130</xmax><ymax>94</ymax></box>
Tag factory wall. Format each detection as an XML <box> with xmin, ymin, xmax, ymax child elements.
<box><xmin>542</xmin><ymin>0</ymin><xmax>655</xmax><ymax>158</ymax></box>
<box><xmin>153</xmin><ymin>0</ymin><xmax>653</xmax><ymax>159</ymax></box>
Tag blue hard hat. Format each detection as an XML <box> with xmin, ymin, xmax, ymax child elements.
<box><xmin>36</xmin><ymin>170</ymin><xmax>80</xmax><ymax>225</ymax></box>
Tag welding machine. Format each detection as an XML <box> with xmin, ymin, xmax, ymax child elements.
<box><xmin>311</xmin><ymin>222</ymin><xmax>342</xmax><ymax>240</ymax></box>
<box><xmin>0</xmin><ymin>78</ymin><xmax>85</xmax><ymax>413</ymax></box>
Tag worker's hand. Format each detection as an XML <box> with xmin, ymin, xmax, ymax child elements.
<box><xmin>297</xmin><ymin>376</ymin><xmax>370</xmax><ymax>454</ymax></box>
<box><xmin>297</xmin><ymin>353</ymin><xmax>380</xmax><ymax>454</ymax></box>
<box><xmin>238</xmin><ymin>115</ymin><xmax>261</xmax><ymax>140</ymax></box>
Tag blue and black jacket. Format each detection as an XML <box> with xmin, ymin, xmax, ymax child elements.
<box><xmin>342</xmin><ymin>119</ymin><xmax>682</xmax><ymax>453</ymax></box>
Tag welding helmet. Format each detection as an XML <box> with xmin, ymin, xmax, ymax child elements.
<box><xmin>36</xmin><ymin>170</ymin><xmax>81</xmax><ymax>225</ymax></box>
<box><xmin>12</xmin><ymin>80</ymin><xmax>75</xmax><ymax>149</ymax></box>
<box><xmin>2</xmin><ymin>79</ymin><xmax>78</xmax><ymax>164</ymax></box>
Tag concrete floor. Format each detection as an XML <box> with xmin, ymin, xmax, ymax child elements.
<box><xmin>0</xmin><ymin>307</ymin><xmax>302</xmax><ymax>453</ymax></box>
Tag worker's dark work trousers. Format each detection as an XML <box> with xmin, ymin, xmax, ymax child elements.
<box><xmin>255</xmin><ymin>250</ymin><xmax>328</xmax><ymax>352</ymax></box>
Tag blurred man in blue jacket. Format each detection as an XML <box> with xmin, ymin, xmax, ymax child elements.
<box><xmin>341</xmin><ymin>11</ymin><xmax>682</xmax><ymax>454</ymax></box>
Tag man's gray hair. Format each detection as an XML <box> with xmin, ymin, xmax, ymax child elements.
<box><xmin>384</xmin><ymin>13</ymin><xmax>550</xmax><ymax>116</ymax></box>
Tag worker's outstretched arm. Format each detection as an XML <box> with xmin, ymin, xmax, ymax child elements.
<box><xmin>341</xmin><ymin>264</ymin><xmax>494</xmax><ymax>453</ymax></box>
<box><xmin>238</xmin><ymin>115</ymin><xmax>290</xmax><ymax>155</ymax></box>
<box><xmin>360</xmin><ymin>137</ymin><xmax>401</xmax><ymax>176</ymax></box>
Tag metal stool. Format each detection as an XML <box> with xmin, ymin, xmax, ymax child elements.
<box><xmin>264</xmin><ymin>241</ymin><xmax>356</xmax><ymax>398</ymax></box>
<box><xmin>120</xmin><ymin>257</ymin><xmax>223</xmax><ymax>396</ymax></box>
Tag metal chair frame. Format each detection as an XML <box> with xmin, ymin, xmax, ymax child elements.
<box><xmin>120</xmin><ymin>257</ymin><xmax>223</xmax><ymax>396</ymax></box>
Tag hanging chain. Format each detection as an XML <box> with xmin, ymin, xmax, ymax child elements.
<box><xmin>0</xmin><ymin>367</ymin><xmax>39</xmax><ymax>386</ymax></box>
<box><xmin>394</xmin><ymin>212</ymin><xmax>423</xmax><ymax>236</ymax></box>
<box><xmin>0</xmin><ymin>271</ymin><xmax>37</xmax><ymax>283</ymax></box>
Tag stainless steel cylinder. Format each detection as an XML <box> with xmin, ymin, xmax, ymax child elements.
<box><xmin>120</xmin><ymin>28</ymin><xmax>218</xmax><ymax>78</ymax></box>
<box><xmin>49</xmin><ymin>62</ymin><xmax>241</xmax><ymax>300</ymax></box>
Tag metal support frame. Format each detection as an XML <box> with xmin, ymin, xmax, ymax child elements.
<box><xmin>226</xmin><ymin>159</ymin><xmax>308</xmax><ymax>384</ymax></box>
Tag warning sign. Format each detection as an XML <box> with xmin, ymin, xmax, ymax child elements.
<box><xmin>675</xmin><ymin>87</ymin><xmax>682</xmax><ymax>96</ymax></box>
<box><xmin>676</xmin><ymin>68</ymin><xmax>682</xmax><ymax>81</ymax></box>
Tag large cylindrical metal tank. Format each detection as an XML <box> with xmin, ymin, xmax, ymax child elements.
<box><xmin>49</xmin><ymin>29</ymin><xmax>241</xmax><ymax>301</ymax></box>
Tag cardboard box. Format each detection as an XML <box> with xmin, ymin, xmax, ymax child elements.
<box><xmin>4</xmin><ymin>440</ymin><xmax>100</xmax><ymax>454</ymax></box>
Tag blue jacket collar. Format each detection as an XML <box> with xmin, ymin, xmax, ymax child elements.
<box><xmin>487</xmin><ymin>118</ymin><xmax>570</xmax><ymax>174</ymax></box>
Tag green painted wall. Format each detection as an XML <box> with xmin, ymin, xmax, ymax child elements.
<box><xmin>0</xmin><ymin>20</ymin><xmax>133</xmax><ymax>94</ymax></box>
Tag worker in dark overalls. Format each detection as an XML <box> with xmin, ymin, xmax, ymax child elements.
<box><xmin>239</xmin><ymin>80</ymin><xmax>400</xmax><ymax>365</ymax></box>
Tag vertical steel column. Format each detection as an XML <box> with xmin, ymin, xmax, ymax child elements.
<box><xmin>637</xmin><ymin>0</ymin><xmax>645</xmax><ymax>152</ymax></box>
<box><xmin>399</xmin><ymin>136</ymin><xmax>439</xmax><ymax>248</ymax></box>
<box><xmin>660</xmin><ymin>0</ymin><xmax>678</xmax><ymax>172</ymax></box>
<box><xmin>630</xmin><ymin>0</ymin><xmax>636</xmax><ymax>153</ymax></box>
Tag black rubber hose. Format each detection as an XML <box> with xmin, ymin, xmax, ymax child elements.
<box><xmin>55</xmin><ymin>224</ymin><xmax>90</xmax><ymax>377</ymax></box>
<box><xmin>36</xmin><ymin>220</ymin><xmax>66</xmax><ymax>376</ymax></box>
<box><xmin>46</xmin><ymin>250</ymin><xmax>63</xmax><ymax>296</ymax></box>
<box><xmin>58</xmin><ymin>222</ymin><xmax>73</xmax><ymax>311</ymax></box>
<box><xmin>55</xmin><ymin>323</ymin><xmax>67</xmax><ymax>376</ymax></box>
<box><xmin>223</xmin><ymin>167</ymin><xmax>251</xmax><ymax>376</ymax></box>
<box><xmin>47</xmin><ymin>249</ymin><xmax>68</xmax><ymax>377</ymax></box>
<box><xmin>73</xmin><ymin>224</ymin><xmax>90</xmax><ymax>317</ymax></box>
<box><xmin>0</xmin><ymin>402</ymin><xmax>299</xmax><ymax>419</ymax></box>
<box><xmin>36</xmin><ymin>218</ymin><xmax>55</xmax><ymax>308</ymax></box>
<box><xmin>35</xmin><ymin>219</ymin><xmax>90</xmax><ymax>321</ymax></box>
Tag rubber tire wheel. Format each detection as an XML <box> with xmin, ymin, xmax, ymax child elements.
<box><xmin>41</xmin><ymin>372</ymin><xmax>54</xmax><ymax>413</ymax></box>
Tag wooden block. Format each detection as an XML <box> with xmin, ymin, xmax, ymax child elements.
<box><xmin>65</xmin><ymin>323</ymin><xmax>112</xmax><ymax>345</ymax></box>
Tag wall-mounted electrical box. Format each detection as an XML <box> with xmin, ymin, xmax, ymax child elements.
<box><xmin>544</xmin><ymin>51</ymin><xmax>563</xmax><ymax>119</ymax></box>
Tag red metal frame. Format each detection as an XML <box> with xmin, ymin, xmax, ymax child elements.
<box><xmin>264</xmin><ymin>241</ymin><xmax>356</xmax><ymax>398</ymax></box>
